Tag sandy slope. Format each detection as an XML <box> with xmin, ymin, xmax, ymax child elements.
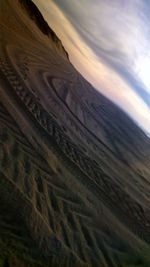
<box><xmin>0</xmin><ymin>0</ymin><xmax>150</xmax><ymax>266</ymax></box>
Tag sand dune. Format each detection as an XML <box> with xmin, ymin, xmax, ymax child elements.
<box><xmin>0</xmin><ymin>0</ymin><xmax>150</xmax><ymax>266</ymax></box>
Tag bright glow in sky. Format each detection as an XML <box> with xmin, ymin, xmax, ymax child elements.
<box><xmin>136</xmin><ymin>53</ymin><xmax>150</xmax><ymax>93</ymax></box>
<box><xmin>33</xmin><ymin>0</ymin><xmax>150</xmax><ymax>135</ymax></box>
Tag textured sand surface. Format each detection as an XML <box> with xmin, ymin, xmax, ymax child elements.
<box><xmin>0</xmin><ymin>0</ymin><xmax>150</xmax><ymax>266</ymax></box>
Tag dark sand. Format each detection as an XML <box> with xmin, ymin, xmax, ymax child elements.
<box><xmin>0</xmin><ymin>0</ymin><xmax>150</xmax><ymax>266</ymax></box>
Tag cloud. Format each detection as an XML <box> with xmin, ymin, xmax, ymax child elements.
<box><xmin>33</xmin><ymin>0</ymin><xmax>150</xmax><ymax>135</ymax></box>
<box><xmin>54</xmin><ymin>1</ymin><xmax>150</xmax><ymax>90</ymax></box>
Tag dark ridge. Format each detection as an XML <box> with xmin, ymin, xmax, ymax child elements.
<box><xmin>19</xmin><ymin>0</ymin><xmax>69</xmax><ymax>60</ymax></box>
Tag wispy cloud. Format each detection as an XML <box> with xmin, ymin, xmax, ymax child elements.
<box><xmin>33</xmin><ymin>0</ymin><xmax>150</xmax><ymax>134</ymax></box>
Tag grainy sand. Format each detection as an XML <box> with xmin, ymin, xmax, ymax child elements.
<box><xmin>0</xmin><ymin>0</ymin><xmax>150</xmax><ymax>266</ymax></box>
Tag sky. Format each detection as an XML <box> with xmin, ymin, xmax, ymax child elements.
<box><xmin>33</xmin><ymin>0</ymin><xmax>150</xmax><ymax>135</ymax></box>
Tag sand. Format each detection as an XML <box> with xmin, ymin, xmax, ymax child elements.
<box><xmin>0</xmin><ymin>0</ymin><xmax>150</xmax><ymax>266</ymax></box>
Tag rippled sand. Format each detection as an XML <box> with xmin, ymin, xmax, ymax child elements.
<box><xmin>0</xmin><ymin>0</ymin><xmax>150</xmax><ymax>266</ymax></box>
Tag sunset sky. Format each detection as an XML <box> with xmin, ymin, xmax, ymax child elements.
<box><xmin>33</xmin><ymin>0</ymin><xmax>150</xmax><ymax>135</ymax></box>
